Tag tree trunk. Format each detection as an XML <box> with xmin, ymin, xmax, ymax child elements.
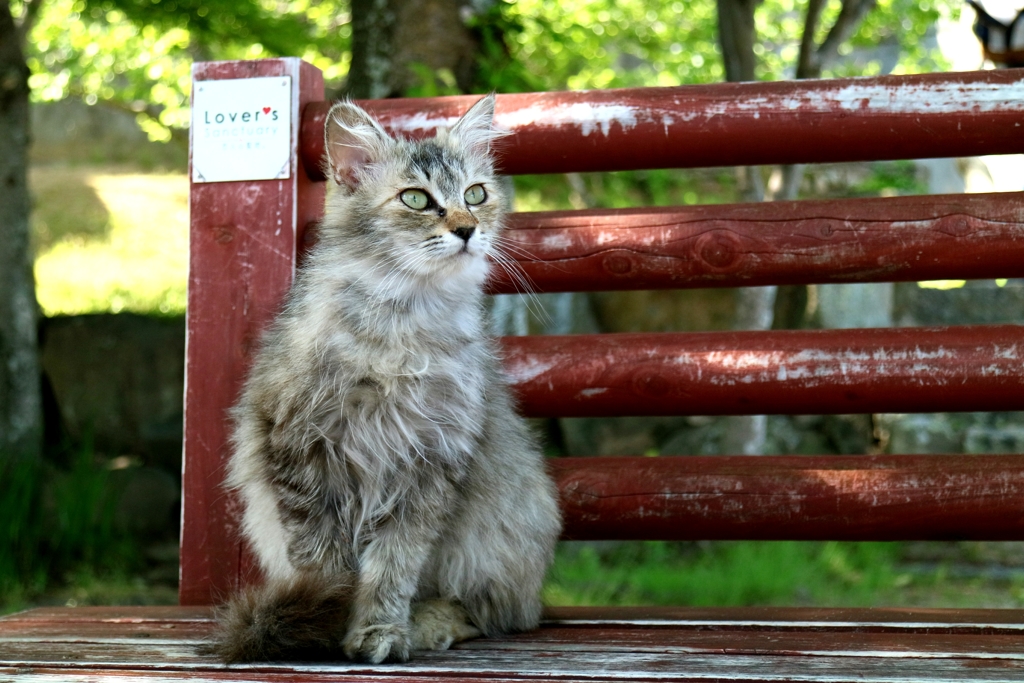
<box><xmin>722</xmin><ymin>284</ymin><xmax>777</xmax><ymax>455</ymax></box>
<box><xmin>0</xmin><ymin>0</ymin><xmax>42</xmax><ymax>462</ymax></box>
<box><xmin>347</xmin><ymin>0</ymin><xmax>481</xmax><ymax>98</ymax></box>
<box><xmin>716</xmin><ymin>0</ymin><xmax>760</xmax><ymax>82</ymax></box>
<box><xmin>390</xmin><ymin>0</ymin><xmax>480</xmax><ymax>94</ymax></box>
<box><xmin>347</xmin><ymin>0</ymin><xmax>396</xmax><ymax>98</ymax></box>
<box><xmin>777</xmin><ymin>0</ymin><xmax>876</xmax><ymax>200</ymax></box>
<box><xmin>717</xmin><ymin>0</ymin><xmax>774</xmax><ymax>456</ymax></box>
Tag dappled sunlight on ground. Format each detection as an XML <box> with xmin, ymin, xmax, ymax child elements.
<box><xmin>31</xmin><ymin>167</ymin><xmax>189</xmax><ymax>316</ymax></box>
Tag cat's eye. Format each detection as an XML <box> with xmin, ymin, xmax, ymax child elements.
<box><xmin>464</xmin><ymin>184</ymin><xmax>487</xmax><ymax>206</ymax></box>
<box><xmin>400</xmin><ymin>189</ymin><xmax>430</xmax><ymax>210</ymax></box>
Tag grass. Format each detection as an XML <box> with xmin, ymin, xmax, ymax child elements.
<box><xmin>30</xmin><ymin>166</ymin><xmax>189</xmax><ymax>317</ymax></box>
<box><xmin>0</xmin><ymin>444</ymin><xmax>145</xmax><ymax>615</ymax></box>
<box><xmin>544</xmin><ymin>539</ymin><xmax>1024</xmax><ymax>610</ymax></box>
<box><xmin>544</xmin><ymin>540</ymin><xmax>906</xmax><ymax>608</ymax></box>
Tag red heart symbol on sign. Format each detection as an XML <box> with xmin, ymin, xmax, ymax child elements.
<box><xmin>262</xmin><ymin>107</ymin><xmax>271</xmax><ymax>114</ymax></box>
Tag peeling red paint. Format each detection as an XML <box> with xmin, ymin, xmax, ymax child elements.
<box><xmin>502</xmin><ymin>326</ymin><xmax>1024</xmax><ymax>417</ymax></box>
<box><xmin>551</xmin><ymin>455</ymin><xmax>1024</xmax><ymax>541</ymax></box>
<box><xmin>485</xmin><ymin>194</ymin><xmax>1024</xmax><ymax>294</ymax></box>
<box><xmin>183</xmin><ymin>59</ymin><xmax>324</xmax><ymax>607</ymax></box>
<box><xmin>302</xmin><ymin>70</ymin><xmax>1024</xmax><ymax>177</ymax></box>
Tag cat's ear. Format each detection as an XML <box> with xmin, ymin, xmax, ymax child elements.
<box><xmin>450</xmin><ymin>94</ymin><xmax>506</xmax><ymax>156</ymax></box>
<box><xmin>324</xmin><ymin>101</ymin><xmax>392</xmax><ymax>191</ymax></box>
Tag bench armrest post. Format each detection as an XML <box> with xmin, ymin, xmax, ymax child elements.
<box><xmin>181</xmin><ymin>58</ymin><xmax>324</xmax><ymax>606</ymax></box>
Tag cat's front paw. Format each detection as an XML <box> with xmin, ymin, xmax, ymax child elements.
<box><xmin>410</xmin><ymin>600</ymin><xmax>482</xmax><ymax>651</ymax></box>
<box><xmin>343</xmin><ymin>623</ymin><xmax>410</xmax><ymax>663</ymax></box>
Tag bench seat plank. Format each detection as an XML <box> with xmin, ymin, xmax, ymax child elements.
<box><xmin>8</xmin><ymin>605</ymin><xmax>1024</xmax><ymax>630</ymax></box>
<box><xmin>4</xmin><ymin>606</ymin><xmax>1024</xmax><ymax>683</ymax></box>
<box><xmin>488</xmin><ymin>192</ymin><xmax>1024</xmax><ymax>294</ymax></box>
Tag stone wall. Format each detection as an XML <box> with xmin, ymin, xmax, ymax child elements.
<box><xmin>40</xmin><ymin>314</ymin><xmax>184</xmax><ymax>536</ymax></box>
<box><xmin>40</xmin><ymin>313</ymin><xmax>185</xmax><ymax>471</ymax></box>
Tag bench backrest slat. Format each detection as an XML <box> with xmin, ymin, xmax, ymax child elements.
<box><xmin>504</xmin><ymin>326</ymin><xmax>1024</xmax><ymax>418</ymax></box>
<box><xmin>301</xmin><ymin>70</ymin><xmax>1024</xmax><ymax>177</ymax></box>
<box><xmin>553</xmin><ymin>455</ymin><xmax>1024</xmax><ymax>541</ymax></box>
<box><xmin>491</xmin><ymin>193</ymin><xmax>1024</xmax><ymax>294</ymax></box>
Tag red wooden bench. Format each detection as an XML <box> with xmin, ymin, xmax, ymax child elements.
<box><xmin>4</xmin><ymin>57</ymin><xmax>1024</xmax><ymax>682</ymax></box>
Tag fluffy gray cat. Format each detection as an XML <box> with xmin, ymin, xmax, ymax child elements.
<box><xmin>213</xmin><ymin>95</ymin><xmax>561</xmax><ymax>664</ymax></box>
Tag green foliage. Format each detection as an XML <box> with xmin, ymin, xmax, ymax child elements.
<box><xmin>496</xmin><ymin>0</ymin><xmax>722</xmax><ymax>92</ymax></box>
<box><xmin>404</xmin><ymin>64</ymin><xmax>462</xmax><ymax>98</ymax></box>
<box><xmin>754</xmin><ymin>0</ymin><xmax>955</xmax><ymax>79</ymax></box>
<box><xmin>848</xmin><ymin>160</ymin><xmax>928</xmax><ymax>197</ymax></box>
<box><xmin>490</xmin><ymin>0</ymin><xmax>957</xmax><ymax>95</ymax></box>
<box><xmin>85</xmin><ymin>0</ymin><xmax>316</xmax><ymax>57</ymax></box>
<box><xmin>465</xmin><ymin>0</ymin><xmax>547</xmax><ymax>93</ymax></box>
<box><xmin>843</xmin><ymin>0</ymin><xmax>956</xmax><ymax>76</ymax></box>
<box><xmin>545</xmin><ymin>541</ymin><xmax>906</xmax><ymax>607</ymax></box>
<box><xmin>0</xmin><ymin>443</ymin><xmax>142</xmax><ymax>612</ymax></box>
<box><xmin>513</xmin><ymin>168</ymin><xmax>737</xmax><ymax>216</ymax></box>
<box><xmin>14</xmin><ymin>0</ymin><xmax>350</xmax><ymax>141</ymax></box>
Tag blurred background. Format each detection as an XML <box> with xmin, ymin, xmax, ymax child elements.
<box><xmin>2</xmin><ymin>0</ymin><xmax>1024</xmax><ymax>614</ymax></box>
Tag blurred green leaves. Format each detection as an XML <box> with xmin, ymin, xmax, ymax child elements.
<box><xmin>24</xmin><ymin>0</ymin><xmax>194</xmax><ymax>139</ymax></box>
<box><xmin>501</xmin><ymin>0</ymin><xmax>723</xmax><ymax>91</ymax></box>
<box><xmin>15</xmin><ymin>0</ymin><xmax>350</xmax><ymax>141</ymax></box>
<box><xmin>14</xmin><ymin>0</ymin><xmax>958</xmax><ymax>142</ymax></box>
<box><xmin>499</xmin><ymin>0</ymin><xmax>955</xmax><ymax>93</ymax></box>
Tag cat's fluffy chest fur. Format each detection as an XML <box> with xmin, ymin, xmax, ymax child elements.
<box><xmin>214</xmin><ymin>95</ymin><xmax>560</xmax><ymax>665</ymax></box>
<box><xmin>296</xmin><ymin>254</ymin><xmax>490</xmax><ymax>454</ymax></box>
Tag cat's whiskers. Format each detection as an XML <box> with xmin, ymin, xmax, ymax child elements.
<box><xmin>490</xmin><ymin>235</ymin><xmax>535</xmax><ymax>281</ymax></box>
<box><xmin>489</xmin><ymin>248</ymin><xmax>536</xmax><ymax>297</ymax></box>
<box><xmin>487</xmin><ymin>243</ymin><xmax>550</xmax><ymax>329</ymax></box>
<box><xmin>492</xmin><ymin>233</ymin><xmax>543</xmax><ymax>261</ymax></box>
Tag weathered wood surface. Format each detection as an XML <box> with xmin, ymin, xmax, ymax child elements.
<box><xmin>5</xmin><ymin>606</ymin><xmax>1024</xmax><ymax>682</ymax></box>
<box><xmin>503</xmin><ymin>325</ymin><xmax>1024</xmax><ymax>417</ymax></box>
<box><xmin>10</xmin><ymin>604</ymin><xmax>1024</xmax><ymax>630</ymax></box>
<box><xmin>302</xmin><ymin>69</ymin><xmax>1024</xmax><ymax>178</ymax></box>
<box><xmin>183</xmin><ymin>58</ymin><xmax>325</xmax><ymax>607</ymax></box>
<box><xmin>551</xmin><ymin>455</ymin><xmax>1024</xmax><ymax>541</ymax></box>
<box><xmin>487</xmin><ymin>192</ymin><xmax>1024</xmax><ymax>294</ymax></box>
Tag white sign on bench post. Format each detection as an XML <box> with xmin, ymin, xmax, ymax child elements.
<box><xmin>191</xmin><ymin>76</ymin><xmax>293</xmax><ymax>183</ymax></box>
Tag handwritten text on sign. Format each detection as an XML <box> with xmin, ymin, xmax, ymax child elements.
<box><xmin>191</xmin><ymin>76</ymin><xmax>292</xmax><ymax>183</ymax></box>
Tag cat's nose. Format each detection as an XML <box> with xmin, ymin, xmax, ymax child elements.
<box><xmin>452</xmin><ymin>226</ymin><xmax>475</xmax><ymax>243</ymax></box>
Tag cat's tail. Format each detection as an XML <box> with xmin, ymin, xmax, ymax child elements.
<box><xmin>210</xmin><ymin>572</ymin><xmax>355</xmax><ymax>663</ymax></box>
